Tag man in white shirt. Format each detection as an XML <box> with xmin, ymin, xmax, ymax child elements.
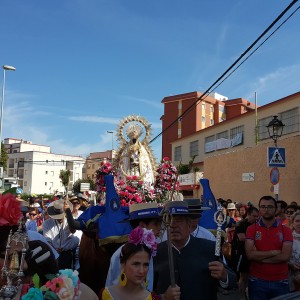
<box><xmin>43</xmin><ymin>199</ymin><xmax>79</xmax><ymax>269</ymax></box>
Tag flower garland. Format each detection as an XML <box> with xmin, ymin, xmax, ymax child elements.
<box><xmin>115</xmin><ymin>175</ymin><xmax>156</xmax><ymax>206</ymax></box>
<box><xmin>153</xmin><ymin>157</ymin><xmax>180</xmax><ymax>203</ymax></box>
<box><xmin>96</xmin><ymin>161</ymin><xmax>116</xmax><ymax>192</ymax></box>
<box><xmin>128</xmin><ymin>227</ymin><xmax>157</xmax><ymax>256</ymax></box>
<box><xmin>22</xmin><ymin>269</ymin><xmax>81</xmax><ymax>300</ymax></box>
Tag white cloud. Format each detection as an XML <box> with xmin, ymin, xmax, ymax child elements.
<box><xmin>68</xmin><ymin>116</ymin><xmax>120</xmax><ymax>124</ymax></box>
<box><xmin>245</xmin><ymin>63</ymin><xmax>300</xmax><ymax>101</ymax></box>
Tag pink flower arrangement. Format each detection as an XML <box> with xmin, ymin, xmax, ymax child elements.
<box><xmin>128</xmin><ymin>227</ymin><xmax>157</xmax><ymax>256</ymax></box>
<box><xmin>115</xmin><ymin>176</ymin><xmax>156</xmax><ymax>206</ymax></box>
<box><xmin>154</xmin><ymin>157</ymin><xmax>179</xmax><ymax>203</ymax></box>
<box><xmin>96</xmin><ymin>161</ymin><xmax>115</xmax><ymax>192</ymax></box>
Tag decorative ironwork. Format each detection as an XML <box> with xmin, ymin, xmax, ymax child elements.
<box><xmin>0</xmin><ymin>222</ymin><xmax>28</xmax><ymax>300</ymax></box>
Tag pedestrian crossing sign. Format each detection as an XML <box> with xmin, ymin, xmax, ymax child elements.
<box><xmin>268</xmin><ymin>147</ymin><xmax>286</xmax><ymax>167</ymax></box>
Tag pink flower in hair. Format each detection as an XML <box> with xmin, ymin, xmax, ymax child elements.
<box><xmin>128</xmin><ymin>227</ymin><xmax>157</xmax><ymax>256</ymax></box>
<box><xmin>142</xmin><ymin>229</ymin><xmax>156</xmax><ymax>248</ymax></box>
<box><xmin>128</xmin><ymin>226</ymin><xmax>144</xmax><ymax>245</ymax></box>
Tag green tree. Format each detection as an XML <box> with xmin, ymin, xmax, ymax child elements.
<box><xmin>59</xmin><ymin>169</ymin><xmax>71</xmax><ymax>193</ymax></box>
<box><xmin>0</xmin><ymin>142</ymin><xmax>9</xmax><ymax>171</ymax></box>
<box><xmin>72</xmin><ymin>178</ymin><xmax>96</xmax><ymax>194</ymax></box>
<box><xmin>177</xmin><ymin>155</ymin><xmax>198</xmax><ymax>174</ymax></box>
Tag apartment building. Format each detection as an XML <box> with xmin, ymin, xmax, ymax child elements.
<box><xmin>84</xmin><ymin>150</ymin><xmax>114</xmax><ymax>181</ymax></box>
<box><xmin>169</xmin><ymin>91</ymin><xmax>300</xmax><ymax>204</ymax></box>
<box><xmin>4</xmin><ymin>138</ymin><xmax>85</xmax><ymax>194</ymax></box>
<box><xmin>161</xmin><ymin>91</ymin><xmax>256</xmax><ymax>159</ymax></box>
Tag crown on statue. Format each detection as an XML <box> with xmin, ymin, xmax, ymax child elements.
<box><xmin>126</xmin><ymin>123</ymin><xmax>143</xmax><ymax>140</ymax></box>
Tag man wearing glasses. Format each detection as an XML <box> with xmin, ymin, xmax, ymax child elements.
<box><xmin>245</xmin><ymin>196</ymin><xmax>293</xmax><ymax>300</ymax></box>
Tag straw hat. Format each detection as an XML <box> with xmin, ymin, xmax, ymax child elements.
<box><xmin>227</xmin><ymin>203</ymin><xmax>236</xmax><ymax>210</ymax></box>
<box><xmin>120</xmin><ymin>202</ymin><xmax>161</xmax><ymax>222</ymax></box>
<box><xmin>47</xmin><ymin>199</ymin><xmax>73</xmax><ymax>219</ymax></box>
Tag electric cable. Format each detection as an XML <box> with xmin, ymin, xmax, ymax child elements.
<box><xmin>149</xmin><ymin>0</ymin><xmax>299</xmax><ymax>144</ymax></box>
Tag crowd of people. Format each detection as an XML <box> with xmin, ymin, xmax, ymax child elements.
<box><xmin>214</xmin><ymin>197</ymin><xmax>300</xmax><ymax>300</ymax></box>
<box><xmin>1</xmin><ymin>191</ymin><xmax>300</xmax><ymax>300</ymax></box>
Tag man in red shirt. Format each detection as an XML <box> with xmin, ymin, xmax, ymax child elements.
<box><xmin>245</xmin><ymin>195</ymin><xmax>293</xmax><ymax>300</ymax></box>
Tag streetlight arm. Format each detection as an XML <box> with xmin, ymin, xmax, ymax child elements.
<box><xmin>3</xmin><ymin>65</ymin><xmax>16</xmax><ymax>71</ymax></box>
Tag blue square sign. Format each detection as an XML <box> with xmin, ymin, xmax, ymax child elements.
<box><xmin>268</xmin><ymin>147</ymin><xmax>286</xmax><ymax>167</ymax></box>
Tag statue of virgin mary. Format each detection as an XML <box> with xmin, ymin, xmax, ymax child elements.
<box><xmin>114</xmin><ymin>115</ymin><xmax>157</xmax><ymax>186</ymax></box>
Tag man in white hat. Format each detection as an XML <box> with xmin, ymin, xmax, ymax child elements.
<box><xmin>42</xmin><ymin>199</ymin><xmax>79</xmax><ymax>269</ymax></box>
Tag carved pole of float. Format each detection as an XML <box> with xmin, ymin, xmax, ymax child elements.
<box><xmin>214</xmin><ymin>203</ymin><xmax>226</xmax><ymax>259</ymax></box>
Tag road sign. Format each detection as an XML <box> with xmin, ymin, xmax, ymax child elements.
<box><xmin>270</xmin><ymin>167</ymin><xmax>280</xmax><ymax>185</ymax></box>
<box><xmin>80</xmin><ymin>183</ymin><xmax>90</xmax><ymax>191</ymax></box>
<box><xmin>268</xmin><ymin>147</ymin><xmax>286</xmax><ymax>167</ymax></box>
<box><xmin>16</xmin><ymin>187</ymin><xmax>23</xmax><ymax>194</ymax></box>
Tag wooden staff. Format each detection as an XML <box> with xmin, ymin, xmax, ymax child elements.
<box><xmin>162</xmin><ymin>171</ymin><xmax>180</xmax><ymax>287</ymax></box>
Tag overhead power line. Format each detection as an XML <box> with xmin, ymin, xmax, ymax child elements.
<box><xmin>150</xmin><ymin>0</ymin><xmax>299</xmax><ymax>144</ymax></box>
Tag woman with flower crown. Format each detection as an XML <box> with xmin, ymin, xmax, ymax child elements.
<box><xmin>99</xmin><ymin>227</ymin><xmax>175</xmax><ymax>300</ymax></box>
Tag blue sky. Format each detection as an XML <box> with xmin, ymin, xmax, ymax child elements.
<box><xmin>1</xmin><ymin>0</ymin><xmax>299</xmax><ymax>161</ymax></box>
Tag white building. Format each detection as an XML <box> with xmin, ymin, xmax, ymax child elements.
<box><xmin>4</xmin><ymin>138</ymin><xmax>85</xmax><ymax>194</ymax></box>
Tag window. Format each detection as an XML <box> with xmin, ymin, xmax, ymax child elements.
<box><xmin>258</xmin><ymin>116</ymin><xmax>273</xmax><ymax>140</ymax></box>
<box><xmin>205</xmin><ymin>135</ymin><xmax>216</xmax><ymax>153</ymax></box>
<box><xmin>50</xmin><ymin>171</ymin><xmax>54</xmax><ymax>176</ymax></box>
<box><xmin>174</xmin><ymin>146</ymin><xmax>182</xmax><ymax>161</ymax></box>
<box><xmin>210</xmin><ymin>119</ymin><xmax>214</xmax><ymax>125</ymax></box>
<box><xmin>210</xmin><ymin>105</ymin><xmax>214</xmax><ymax>113</ymax></box>
<box><xmin>178</xmin><ymin>128</ymin><xmax>181</xmax><ymax>137</ymax></box>
<box><xmin>190</xmin><ymin>141</ymin><xmax>198</xmax><ymax>157</ymax></box>
<box><xmin>50</xmin><ymin>182</ymin><xmax>53</xmax><ymax>187</ymax></box>
<box><xmin>230</xmin><ymin>125</ymin><xmax>244</xmax><ymax>139</ymax></box>
<box><xmin>24</xmin><ymin>181</ymin><xmax>27</xmax><ymax>186</ymax></box>
<box><xmin>217</xmin><ymin>131</ymin><xmax>228</xmax><ymax>139</ymax></box>
<box><xmin>280</xmin><ymin>108</ymin><xmax>299</xmax><ymax>135</ymax></box>
<box><xmin>45</xmin><ymin>182</ymin><xmax>47</xmax><ymax>186</ymax></box>
<box><xmin>202</xmin><ymin>103</ymin><xmax>206</xmax><ymax>111</ymax></box>
<box><xmin>219</xmin><ymin>105</ymin><xmax>225</xmax><ymax>113</ymax></box>
<box><xmin>45</xmin><ymin>171</ymin><xmax>48</xmax><ymax>175</ymax></box>
<box><xmin>205</xmin><ymin>135</ymin><xmax>215</xmax><ymax>143</ymax></box>
<box><xmin>202</xmin><ymin>116</ymin><xmax>206</xmax><ymax>123</ymax></box>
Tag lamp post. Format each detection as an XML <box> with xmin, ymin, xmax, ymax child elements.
<box><xmin>1</xmin><ymin>65</ymin><xmax>16</xmax><ymax>160</ymax></box>
<box><xmin>107</xmin><ymin>131</ymin><xmax>114</xmax><ymax>162</ymax></box>
<box><xmin>266</xmin><ymin>115</ymin><xmax>285</xmax><ymax>202</ymax></box>
<box><xmin>266</xmin><ymin>115</ymin><xmax>285</xmax><ymax>147</ymax></box>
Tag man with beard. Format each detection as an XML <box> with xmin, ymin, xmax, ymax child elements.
<box><xmin>245</xmin><ymin>195</ymin><xmax>293</xmax><ymax>300</ymax></box>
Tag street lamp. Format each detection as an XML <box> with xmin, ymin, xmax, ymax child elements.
<box><xmin>266</xmin><ymin>115</ymin><xmax>285</xmax><ymax>147</ymax></box>
<box><xmin>1</xmin><ymin>65</ymin><xmax>16</xmax><ymax>160</ymax></box>
<box><xmin>107</xmin><ymin>131</ymin><xmax>114</xmax><ymax>161</ymax></box>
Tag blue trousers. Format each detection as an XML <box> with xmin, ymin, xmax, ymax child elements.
<box><xmin>248</xmin><ymin>276</ymin><xmax>290</xmax><ymax>300</ymax></box>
